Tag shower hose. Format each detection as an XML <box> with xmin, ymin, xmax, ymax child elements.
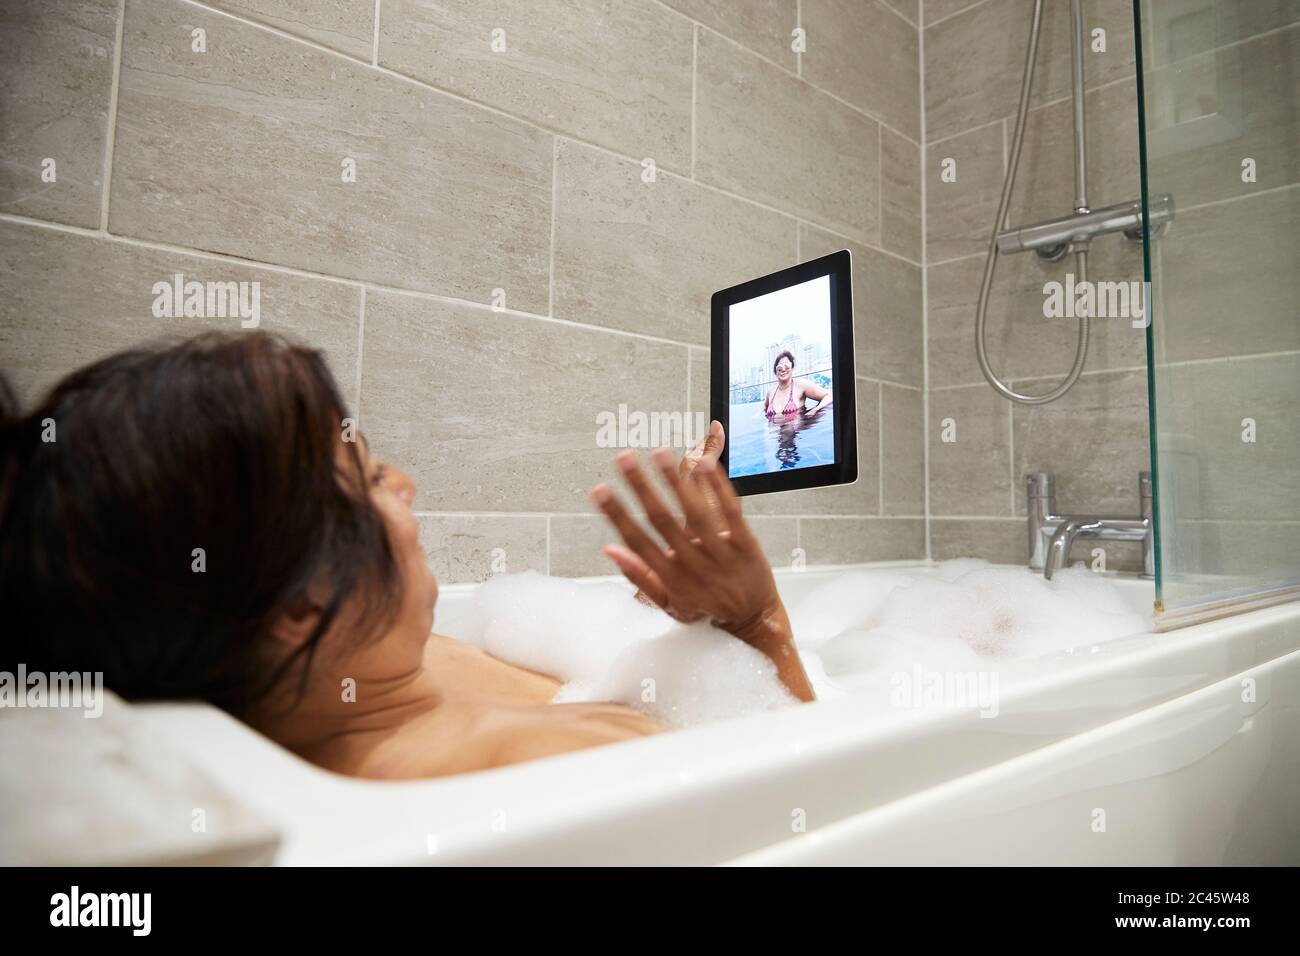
<box><xmin>975</xmin><ymin>0</ymin><xmax>1089</xmax><ymax>405</ymax></box>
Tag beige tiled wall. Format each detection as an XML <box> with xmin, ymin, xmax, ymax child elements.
<box><xmin>0</xmin><ymin>0</ymin><xmax>118</xmax><ymax>229</ymax></box>
<box><xmin>923</xmin><ymin>0</ymin><xmax>1152</xmax><ymax>571</ymax></box>
<box><xmin>0</xmin><ymin>0</ymin><xmax>925</xmax><ymax>584</ymax></box>
<box><xmin>10</xmin><ymin>0</ymin><xmax>1281</xmax><ymax>589</ymax></box>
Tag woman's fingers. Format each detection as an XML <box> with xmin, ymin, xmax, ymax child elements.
<box><xmin>592</xmin><ymin>428</ymin><xmax>741</xmax><ymax>612</ymax></box>
<box><xmin>601</xmin><ymin>544</ymin><xmax>669</xmax><ymax>608</ymax></box>
<box><xmin>612</xmin><ymin>451</ymin><xmax>704</xmax><ymax>568</ymax></box>
<box><xmin>652</xmin><ymin>448</ymin><xmax>733</xmax><ymax>565</ymax></box>
<box><xmin>678</xmin><ymin>420</ymin><xmax>725</xmax><ymax>478</ymax></box>
<box><xmin>590</xmin><ymin>483</ymin><xmax>674</xmax><ymax>580</ymax></box>
<box><xmin>699</xmin><ymin>419</ymin><xmax>725</xmax><ymax>464</ymax></box>
<box><xmin>692</xmin><ymin>421</ymin><xmax>727</xmax><ymax>530</ymax></box>
<box><xmin>678</xmin><ymin>433</ymin><xmax>707</xmax><ymax>478</ymax></box>
<box><xmin>695</xmin><ymin>457</ymin><xmax>758</xmax><ymax>551</ymax></box>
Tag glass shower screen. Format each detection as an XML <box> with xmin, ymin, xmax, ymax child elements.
<box><xmin>1135</xmin><ymin>0</ymin><xmax>1300</xmax><ymax>626</ymax></box>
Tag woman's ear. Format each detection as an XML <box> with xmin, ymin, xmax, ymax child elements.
<box><xmin>269</xmin><ymin>597</ymin><xmax>323</xmax><ymax>648</ymax></box>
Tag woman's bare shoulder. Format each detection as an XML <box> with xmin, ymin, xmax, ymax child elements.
<box><xmin>356</xmin><ymin>698</ymin><xmax>660</xmax><ymax>780</ymax></box>
<box><xmin>486</xmin><ymin>702</ymin><xmax>661</xmax><ymax>768</ymax></box>
<box><xmin>423</xmin><ymin>633</ymin><xmax>562</xmax><ymax>707</ymax></box>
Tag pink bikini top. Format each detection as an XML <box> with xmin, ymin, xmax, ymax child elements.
<box><xmin>765</xmin><ymin>383</ymin><xmax>800</xmax><ymax>421</ymax></box>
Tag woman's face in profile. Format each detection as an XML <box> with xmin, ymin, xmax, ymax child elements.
<box><xmin>357</xmin><ymin>439</ymin><xmax>439</xmax><ymax>636</ymax></box>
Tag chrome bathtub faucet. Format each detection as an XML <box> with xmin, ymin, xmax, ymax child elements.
<box><xmin>1026</xmin><ymin>472</ymin><xmax>1154</xmax><ymax>580</ymax></box>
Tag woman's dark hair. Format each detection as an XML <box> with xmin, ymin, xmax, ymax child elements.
<box><xmin>772</xmin><ymin>350</ymin><xmax>796</xmax><ymax>374</ymax></box>
<box><xmin>0</xmin><ymin>332</ymin><xmax>400</xmax><ymax>715</ymax></box>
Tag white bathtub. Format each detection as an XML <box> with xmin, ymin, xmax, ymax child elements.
<box><xmin>136</xmin><ymin>562</ymin><xmax>1300</xmax><ymax>865</ymax></box>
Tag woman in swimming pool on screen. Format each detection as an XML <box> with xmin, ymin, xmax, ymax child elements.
<box><xmin>0</xmin><ymin>332</ymin><xmax>815</xmax><ymax>780</ymax></box>
<box><xmin>763</xmin><ymin>350</ymin><xmax>832</xmax><ymax>424</ymax></box>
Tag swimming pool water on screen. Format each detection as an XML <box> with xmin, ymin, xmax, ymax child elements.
<box><xmin>728</xmin><ymin>395</ymin><xmax>835</xmax><ymax>477</ymax></box>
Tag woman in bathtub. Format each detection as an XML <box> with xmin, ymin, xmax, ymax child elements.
<box><xmin>0</xmin><ymin>332</ymin><xmax>814</xmax><ymax>779</ymax></box>
<box><xmin>763</xmin><ymin>350</ymin><xmax>831</xmax><ymax>424</ymax></box>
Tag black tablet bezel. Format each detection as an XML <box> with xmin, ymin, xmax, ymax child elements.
<box><xmin>710</xmin><ymin>250</ymin><xmax>857</xmax><ymax>497</ymax></box>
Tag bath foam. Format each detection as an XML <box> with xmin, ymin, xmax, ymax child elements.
<box><xmin>786</xmin><ymin>569</ymin><xmax>917</xmax><ymax>646</ymax></box>
<box><xmin>557</xmin><ymin>622</ymin><xmax>797</xmax><ymax>728</ymax></box>
<box><xmin>471</xmin><ymin>572</ymin><xmax>798</xmax><ymax>727</ymax></box>
<box><xmin>466</xmin><ymin>562</ymin><xmax>1146</xmax><ymax>724</ymax></box>
<box><xmin>471</xmin><ymin>572</ymin><xmax>670</xmax><ymax>681</ymax></box>
<box><xmin>798</xmin><ymin>561</ymin><xmax>1148</xmax><ymax>684</ymax></box>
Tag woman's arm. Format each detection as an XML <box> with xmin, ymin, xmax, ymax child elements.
<box><xmin>798</xmin><ymin>378</ymin><xmax>832</xmax><ymax>412</ymax></box>
<box><xmin>590</xmin><ymin>446</ymin><xmax>816</xmax><ymax>702</ymax></box>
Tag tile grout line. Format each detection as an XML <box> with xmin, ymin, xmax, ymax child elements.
<box><xmin>0</xmin><ymin>209</ymin><xmax>944</xmax><ymax>375</ymax></box>
<box><xmin>930</xmin><ymin>365</ymin><xmax>1149</xmax><ymax>389</ymax></box>
<box><xmin>370</xmin><ymin>0</ymin><xmax>380</xmax><ymax>66</ymax></box>
<box><xmin>647</xmin><ymin>0</ymin><xmax>924</xmax><ymax>145</ymax></box>
<box><xmin>1178</xmin><ymin>518</ymin><xmax>1300</xmax><ymax>527</ymax></box>
<box><xmin>863</xmin><ymin>373</ymin><xmax>924</xmax><ymax>391</ymax></box>
<box><xmin>1001</xmin><ymin>116</ymin><xmax>1008</xmax><ymax>181</ymax></box>
<box><xmin>113</xmin><ymin>3</ymin><xmax>931</xmax><ymax>272</ymax></box>
<box><xmin>816</xmin><ymin>77</ymin><xmax>921</xmax><ymax>148</ymax></box>
<box><xmin>0</xmin><ymin>212</ymin><xmax>687</xmax><ymax>350</ymax></box>
<box><xmin>918</xmin><ymin>0</ymin><xmax>932</xmax><ymax>562</ymax></box>
<box><xmin>1008</xmin><ymin>384</ymin><xmax>1016</xmax><ymax>513</ymax></box>
<box><xmin>867</xmin><ymin>379</ymin><xmax>921</xmax><ymax>390</ymax></box>
<box><xmin>877</xmin><ymin>119</ymin><xmax>884</xmax><ymax>249</ymax></box>
<box><xmin>924</xmin><ymin>71</ymin><xmax>1139</xmax><ymax>149</ymax></box>
<box><xmin>928</xmin><ymin>514</ymin><xmax>1022</xmax><ymax>522</ymax></box>
<box><xmin>999</xmin><ymin>6</ymin><xmax>1013</xmax><ymax>529</ymax></box>
<box><xmin>877</xmin><ymin>382</ymin><xmax>884</xmax><ymax>515</ymax></box>
<box><xmin>877</xmin><ymin>0</ymin><xmax>918</xmax><ymax>29</ymax></box>
<box><xmin>414</xmin><ymin>510</ymin><xmax>929</xmax><ymax>520</ymax></box>
<box><xmin>171</xmin><ymin>0</ymin><xmax>680</xmax><ymax>177</ymax></box>
<box><xmin>691</xmin><ymin>20</ymin><xmax>923</xmax><ymax>147</ymax></box>
<box><xmin>684</xmin><ymin>344</ymin><xmax>691</xmax><ymax>425</ymax></box>
<box><xmin>757</xmin><ymin>514</ymin><xmax>926</xmax><ymax>522</ymax></box>
<box><xmin>355</xmin><ymin>285</ymin><xmax>366</xmax><ymax>419</ymax></box>
<box><xmin>1161</xmin><ymin>349</ymin><xmax>1300</xmax><ymax>368</ymax></box>
<box><xmin>191</xmin><ymin>0</ymin><xmax>925</xmax><ymax>161</ymax></box>
<box><xmin>927</xmin><ymin>113</ymin><xmax>1006</xmax><ymax>150</ymax></box>
<box><xmin>926</xmin><ymin>0</ymin><xmax>992</xmax><ymax>30</ymax></box>
<box><xmin>368</xmin><ymin>281</ymin><xmax>698</xmax><ymax>348</ymax></box>
<box><xmin>929</xmin><ymin>250</ymin><xmax>988</xmax><ymax>268</ymax></box>
<box><xmin>796</xmin><ymin>214</ymin><xmax>924</xmax><ymax>269</ymax></box>
<box><xmin>1178</xmin><ymin>181</ymin><xmax>1299</xmax><ymax>215</ymax></box>
<box><xmin>98</xmin><ymin>0</ymin><xmax>126</xmax><ymax>234</ymax></box>
<box><xmin>690</xmin><ymin>24</ymin><xmax>697</xmax><ymax>179</ymax></box>
<box><xmin>547</xmin><ymin>137</ymin><xmax>558</xmax><ymax>317</ymax></box>
<box><xmin>1148</xmin><ymin>17</ymin><xmax>1300</xmax><ymax>65</ymax></box>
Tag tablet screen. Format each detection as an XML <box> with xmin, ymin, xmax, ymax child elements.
<box><xmin>727</xmin><ymin>274</ymin><xmax>836</xmax><ymax>478</ymax></box>
<box><xmin>710</xmin><ymin>250</ymin><xmax>857</xmax><ymax>497</ymax></box>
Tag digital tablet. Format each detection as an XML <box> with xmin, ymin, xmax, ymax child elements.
<box><xmin>710</xmin><ymin>250</ymin><xmax>857</xmax><ymax>496</ymax></box>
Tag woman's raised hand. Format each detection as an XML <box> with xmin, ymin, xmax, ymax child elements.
<box><xmin>589</xmin><ymin>438</ymin><xmax>816</xmax><ymax>701</ymax></box>
<box><xmin>591</xmin><ymin>445</ymin><xmax>777</xmax><ymax>629</ymax></box>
